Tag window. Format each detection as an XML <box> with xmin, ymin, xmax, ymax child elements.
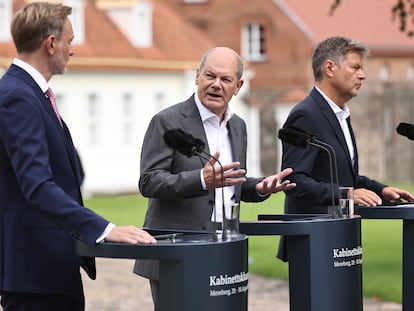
<box><xmin>0</xmin><ymin>0</ymin><xmax>11</xmax><ymax>42</ymax></box>
<box><xmin>87</xmin><ymin>94</ymin><xmax>101</xmax><ymax>146</ymax></box>
<box><xmin>241</xmin><ymin>23</ymin><xmax>266</xmax><ymax>61</ymax></box>
<box><xmin>65</xmin><ymin>0</ymin><xmax>85</xmax><ymax>44</ymax></box>
<box><xmin>132</xmin><ymin>0</ymin><xmax>153</xmax><ymax>47</ymax></box>
<box><xmin>155</xmin><ymin>92</ymin><xmax>165</xmax><ymax>112</ymax></box>
<box><xmin>55</xmin><ymin>93</ymin><xmax>67</xmax><ymax>119</ymax></box>
<box><xmin>379</xmin><ymin>63</ymin><xmax>389</xmax><ymax>81</ymax></box>
<box><xmin>407</xmin><ymin>64</ymin><xmax>414</xmax><ymax>81</ymax></box>
<box><xmin>121</xmin><ymin>93</ymin><xmax>134</xmax><ymax>145</ymax></box>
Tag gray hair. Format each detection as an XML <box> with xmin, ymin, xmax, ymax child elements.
<box><xmin>199</xmin><ymin>47</ymin><xmax>244</xmax><ymax>80</ymax></box>
<box><xmin>312</xmin><ymin>36</ymin><xmax>369</xmax><ymax>81</ymax></box>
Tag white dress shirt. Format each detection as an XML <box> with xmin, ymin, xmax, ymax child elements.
<box><xmin>315</xmin><ymin>86</ymin><xmax>355</xmax><ymax>166</ymax></box>
<box><xmin>194</xmin><ymin>94</ymin><xmax>235</xmax><ymax>221</ymax></box>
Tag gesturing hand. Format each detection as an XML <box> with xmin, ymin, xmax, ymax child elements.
<box><xmin>255</xmin><ymin>168</ymin><xmax>296</xmax><ymax>195</ymax></box>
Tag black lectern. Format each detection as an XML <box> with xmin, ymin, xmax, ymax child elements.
<box><xmin>74</xmin><ymin>230</ymin><xmax>248</xmax><ymax>311</ymax></box>
<box><xmin>240</xmin><ymin>215</ymin><xmax>362</xmax><ymax>311</ymax></box>
<box><xmin>356</xmin><ymin>204</ymin><xmax>414</xmax><ymax>311</ymax></box>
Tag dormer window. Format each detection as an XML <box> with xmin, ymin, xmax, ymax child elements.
<box><xmin>0</xmin><ymin>0</ymin><xmax>12</xmax><ymax>42</ymax></box>
<box><xmin>132</xmin><ymin>0</ymin><xmax>153</xmax><ymax>47</ymax></box>
<box><xmin>241</xmin><ymin>23</ymin><xmax>266</xmax><ymax>62</ymax></box>
<box><xmin>66</xmin><ymin>0</ymin><xmax>85</xmax><ymax>45</ymax></box>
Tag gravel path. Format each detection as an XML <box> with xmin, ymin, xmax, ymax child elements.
<box><xmin>83</xmin><ymin>258</ymin><xmax>402</xmax><ymax>311</ymax></box>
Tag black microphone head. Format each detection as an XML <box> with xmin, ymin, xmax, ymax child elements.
<box><xmin>278</xmin><ymin>127</ymin><xmax>309</xmax><ymax>148</ymax></box>
<box><xmin>163</xmin><ymin>129</ymin><xmax>205</xmax><ymax>157</ymax></box>
<box><xmin>396</xmin><ymin>122</ymin><xmax>414</xmax><ymax>140</ymax></box>
<box><xmin>285</xmin><ymin>124</ymin><xmax>315</xmax><ymax>139</ymax></box>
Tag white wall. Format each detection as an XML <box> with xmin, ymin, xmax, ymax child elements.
<box><xmin>49</xmin><ymin>69</ymin><xmax>259</xmax><ymax>195</ymax></box>
<box><xmin>51</xmin><ymin>71</ymin><xmax>189</xmax><ymax>195</ymax></box>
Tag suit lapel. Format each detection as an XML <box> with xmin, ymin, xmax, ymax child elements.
<box><xmin>312</xmin><ymin>89</ymin><xmax>357</xmax><ymax>177</ymax></box>
<box><xmin>180</xmin><ymin>96</ymin><xmax>211</xmax><ymax>154</ymax></box>
<box><xmin>12</xmin><ymin>65</ymin><xmax>83</xmax><ymax>188</ymax></box>
<box><xmin>226</xmin><ymin>118</ymin><xmax>243</xmax><ymax>163</ymax></box>
<box><xmin>179</xmin><ymin>96</ymin><xmax>215</xmax><ymax>207</ymax></box>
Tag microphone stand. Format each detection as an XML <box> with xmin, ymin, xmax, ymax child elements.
<box><xmin>195</xmin><ymin>150</ymin><xmax>227</xmax><ymax>241</ymax></box>
<box><xmin>162</xmin><ymin>128</ymin><xmax>227</xmax><ymax>241</ymax></box>
<box><xmin>278</xmin><ymin>126</ymin><xmax>342</xmax><ymax>218</ymax></box>
<box><xmin>308</xmin><ymin>139</ymin><xmax>342</xmax><ymax>218</ymax></box>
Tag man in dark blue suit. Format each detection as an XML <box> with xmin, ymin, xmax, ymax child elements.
<box><xmin>278</xmin><ymin>36</ymin><xmax>414</xmax><ymax>262</ymax></box>
<box><xmin>281</xmin><ymin>36</ymin><xmax>414</xmax><ymax>214</ymax></box>
<box><xmin>0</xmin><ymin>2</ymin><xmax>156</xmax><ymax>310</ymax></box>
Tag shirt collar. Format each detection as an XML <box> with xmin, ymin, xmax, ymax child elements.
<box><xmin>315</xmin><ymin>86</ymin><xmax>350</xmax><ymax>119</ymax></box>
<box><xmin>13</xmin><ymin>58</ymin><xmax>49</xmax><ymax>93</ymax></box>
<box><xmin>194</xmin><ymin>93</ymin><xmax>233</xmax><ymax>124</ymax></box>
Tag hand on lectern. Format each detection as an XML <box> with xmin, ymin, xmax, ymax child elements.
<box><xmin>106</xmin><ymin>226</ymin><xmax>157</xmax><ymax>244</ymax></box>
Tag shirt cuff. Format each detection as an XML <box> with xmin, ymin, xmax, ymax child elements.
<box><xmin>96</xmin><ymin>223</ymin><xmax>115</xmax><ymax>243</ymax></box>
<box><xmin>200</xmin><ymin>168</ymin><xmax>207</xmax><ymax>190</ymax></box>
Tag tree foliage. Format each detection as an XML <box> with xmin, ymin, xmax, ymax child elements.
<box><xmin>330</xmin><ymin>0</ymin><xmax>414</xmax><ymax>37</ymax></box>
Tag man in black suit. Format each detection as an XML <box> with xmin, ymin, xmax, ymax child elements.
<box><xmin>0</xmin><ymin>3</ymin><xmax>155</xmax><ymax>310</ymax></box>
<box><xmin>134</xmin><ymin>46</ymin><xmax>296</xmax><ymax>310</ymax></box>
<box><xmin>281</xmin><ymin>36</ymin><xmax>414</xmax><ymax>215</ymax></box>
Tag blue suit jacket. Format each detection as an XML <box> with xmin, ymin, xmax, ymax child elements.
<box><xmin>0</xmin><ymin>65</ymin><xmax>109</xmax><ymax>295</ymax></box>
<box><xmin>281</xmin><ymin>87</ymin><xmax>385</xmax><ymax>214</ymax></box>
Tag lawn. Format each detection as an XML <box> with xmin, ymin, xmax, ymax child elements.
<box><xmin>85</xmin><ymin>186</ymin><xmax>414</xmax><ymax>303</ymax></box>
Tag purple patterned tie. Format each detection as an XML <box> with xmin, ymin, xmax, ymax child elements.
<box><xmin>46</xmin><ymin>87</ymin><xmax>62</xmax><ymax>127</ymax></box>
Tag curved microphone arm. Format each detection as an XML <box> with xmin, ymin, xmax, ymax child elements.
<box><xmin>195</xmin><ymin>152</ymin><xmax>218</xmax><ymax>241</ymax></box>
<box><xmin>195</xmin><ymin>150</ymin><xmax>226</xmax><ymax>241</ymax></box>
<box><xmin>312</xmin><ymin>139</ymin><xmax>339</xmax><ymax>188</ymax></box>
<box><xmin>309</xmin><ymin>139</ymin><xmax>341</xmax><ymax>217</ymax></box>
<box><xmin>308</xmin><ymin>142</ymin><xmax>335</xmax><ymax>209</ymax></box>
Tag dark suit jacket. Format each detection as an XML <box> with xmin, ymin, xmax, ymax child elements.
<box><xmin>134</xmin><ymin>94</ymin><xmax>267</xmax><ymax>280</ymax></box>
<box><xmin>281</xmin><ymin>87</ymin><xmax>385</xmax><ymax>214</ymax></box>
<box><xmin>0</xmin><ymin>65</ymin><xmax>109</xmax><ymax>296</ymax></box>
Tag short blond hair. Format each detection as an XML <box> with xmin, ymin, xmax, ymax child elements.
<box><xmin>11</xmin><ymin>2</ymin><xmax>72</xmax><ymax>53</ymax></box>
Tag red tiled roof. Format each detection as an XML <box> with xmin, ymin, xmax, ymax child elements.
<box><xmin>277</xmin><ymin>0</ymin><xmax>414</xmax><ymax>53</ymax></box>
<box><xmin>78</xmin><ymin>0</ymin><xmax>214</xmax><ymax>62</ymax></box>
<box><xmin>152</xmin><ymin>0</ymin><xmax>216</xmax><ymax>61</ymax></box>
<box><xmin>0</xmin><ymin>0</ymin><xmax>214</xmax><ymax>71</ymax></box>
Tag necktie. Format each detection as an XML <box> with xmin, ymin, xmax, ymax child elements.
<box><xmin>46</xmin><ymin>87</ymin><xmax>62</xmax><ymax>127</ymax></box>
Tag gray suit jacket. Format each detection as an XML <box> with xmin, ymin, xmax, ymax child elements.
<box><xmin>134</xmin><ymin>94</ymin><xmax>267</xmax><ymax>280</ymax></box>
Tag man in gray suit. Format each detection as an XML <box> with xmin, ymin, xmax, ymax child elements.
<box><xmin>134</xmin><ymin>46</ymin><xmax>295</xmax><ymax>310</ymax></box>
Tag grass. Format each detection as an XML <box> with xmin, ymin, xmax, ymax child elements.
<box><xmin>84</xmin><ymin>184</ymin><xmax>414</xmax><ymax>303</ymax></box>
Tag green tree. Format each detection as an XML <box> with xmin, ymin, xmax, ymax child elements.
<box><xmin>330</xmin><ymin>0</ymin><xmax>414</xmax><ymax>36</ymax></box>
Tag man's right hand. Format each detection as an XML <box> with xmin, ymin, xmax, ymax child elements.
<box><xmin>353</xmin><ymin>188</ymin><xmax>382</xmax><ymax>206</ymax></box>
<box><xmin>105</xmin><ymin>226</ymin><xmax>157</xmax><ymax>244</ymax></box>
<box><xmin>203</xmin><ymin>151</ymin><xmax>246</xmax><ymax>189</ymax></box>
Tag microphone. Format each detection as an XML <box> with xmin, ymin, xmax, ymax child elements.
<box><xmin>163</xmin><ymin>129</ymin><xmax>226</xmax><ymax>240</ymax></box>
<box><xmin>278</xmin><ymin>125</ymin><xmax>315</xmax><ymax>148</ymax></box>
<box><xmin>278</xmin><ymin>124</ymin><xmax>342</xmax><ymax>218</ymax></box>
<box><xmin>396</xmin><ymin>122</ymin><xmax>414</xmax><ymax>140</ymax></box>
<box><xmin>163</xmin><ymin>128</ymin><xmax>205</xmax><ymax>157</ymax></box>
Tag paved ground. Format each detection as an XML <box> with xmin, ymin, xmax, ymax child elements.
<box><xmin>83</xmin><ymin>258</ymin><xmax>402</xmax><ymax>311</ymax></box>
